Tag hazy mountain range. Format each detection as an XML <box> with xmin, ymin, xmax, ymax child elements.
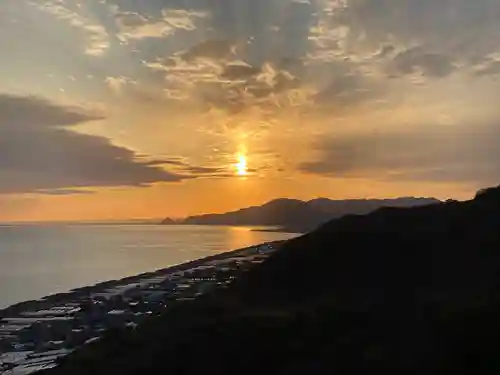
<box><xmin>162</xmin><ymin>197</ymin><xmax>441</xmax><ymax>232</ymax></box>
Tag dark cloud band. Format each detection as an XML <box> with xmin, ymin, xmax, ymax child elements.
<box><xmin>0</xmin><ymin>94</ymin><xmax>190</xmax><ymax>193</ymax></box>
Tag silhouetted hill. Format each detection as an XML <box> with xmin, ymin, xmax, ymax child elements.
<box><xmin>46</xmin><ymin>186</ymin><xmax>500</xmax><ymax>375</ymax></box>
<box><xmin>162</xmin><ymin>197</ymin><xmax>440</xmax><ymax>232</ymax></box>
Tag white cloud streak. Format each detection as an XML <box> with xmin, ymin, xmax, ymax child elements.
<box><xmin>112</xmin><ymin>6</ymin><xmax>208</xmax><ymax>43</ymax></box>
<box><xmin>30</xmin><ymin>0</ymin><xmax>110</xmax><ymax>56</ymax></box>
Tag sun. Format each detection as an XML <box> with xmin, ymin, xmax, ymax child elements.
<box><xmin>235</xmin><ymin>153</ymin><xmax>248</xmax><ymax>176</ymax></box>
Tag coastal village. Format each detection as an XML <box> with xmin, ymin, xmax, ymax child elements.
<box><xmin>0</xmin><ymin>242</ymin><xmax>282</xmax><ymax>375</ymax></box>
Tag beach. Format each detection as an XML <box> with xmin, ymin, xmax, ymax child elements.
<box><xmin>0</xmin><ymin>241</ymin><xmax>284</xmax><ymax>375</ymax></box>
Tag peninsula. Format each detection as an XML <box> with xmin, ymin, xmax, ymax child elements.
<box><xmin>161</xmin><ymin>197</ymin><xmax>440</xmax><ymax>232</ymax></box>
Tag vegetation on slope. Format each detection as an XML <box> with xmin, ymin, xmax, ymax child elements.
<box><xmin>46</xmin><ymin>186</ymin><xmax>500</xmax><ymax>375</ymax></box>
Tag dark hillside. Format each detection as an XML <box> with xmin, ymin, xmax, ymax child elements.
<box><xmin>46</xmin><ymin>186</ymin><xmax>500</xmax><ymax>375</ymax></box>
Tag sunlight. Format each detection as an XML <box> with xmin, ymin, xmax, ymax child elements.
<box><xmin>235</xmin><ymin>153</ymin><xmax>248</xmax><ymax>176</ymax></box>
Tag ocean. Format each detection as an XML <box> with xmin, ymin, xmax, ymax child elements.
<box><xmin>0</xmin><ymin>224</ymin><xmax>297</xmax><ymax>309</ymax></box>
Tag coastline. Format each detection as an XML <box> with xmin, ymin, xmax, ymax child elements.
<box><xmin>251</xmin><ymin>227</ymin><xmax>303</xmax><ymax>234</ymax></box>
<box><xmin>0</xmin><ymin>224</ymin><xmax>296</xmax><ymax>311</ymax></box>
<box><xmin>0</xmin><ymin>240</ymin><xmax>286</xmax><ymax>374</ymax></box>
<box><xmin>0</xmin><ymin>240</ymin><xmax>284</xmax><ymax>317</ymax></box>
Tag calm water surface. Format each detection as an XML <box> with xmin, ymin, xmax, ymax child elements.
<box><xmin>0</xmin><ymin>225</ymin><xmax>297</xmax><ymax>309</ymax></box>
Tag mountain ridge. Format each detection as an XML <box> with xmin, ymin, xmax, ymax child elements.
<box><xmin>162</xmin><ymin>196</ymin><xmax>441</xmax><ymax>232</ymax></box>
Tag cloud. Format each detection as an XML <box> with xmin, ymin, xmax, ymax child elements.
<box><xmin>181</xmin><ymin>40</ymin><xmax>236</xmax><ymax>61</ymax></box>
<box><xmin>19</xmin><ymin>0</ymin><xmax>499</xmax><ymax>145</ymax></box>
<box><xmin>136</xmin><ymin>0</ymin><xmax>393</xmax><ymax>119</ymax></box>
<box><xmin>30</xmin><ymin>0</ymin><xmax>110</xmax><ymax>56</ymax></box>
<box><xmin>0</xmin><ymin>94</ymin><xmax>193</xmax><ymax>194</ymax></box>
<box><xmin>474</xmin><ymin>59</ymin><xmax>500</xmax><ymax>77</ymax></box>
<box><xmin>114</xmin><ymin>11</ymin><xmax>174</xmax><ymax>42</ymax></box>
<box><xmin>36</xmin><ymin>189</ymin><xmax>95</xmax><ymax>196</ymax></box>
<box><xmin>84</xmin><ymin>1</ymin><xmax>371</xmax><ymax>123</ymax></box>
<box><xmin>390</xmin><ymin>49</ymin><xmax>450</xmax><ymax>78</ymax></box>
<box><xmin>300</xmin><ymin>123</ymin><xmax>500</xmax><ymax>185</ymax></box>
<box><xmin>313</xmin><ymin>70</ymin><xmax>379</xmax><ymax>108</ymax></box>
<box><xmin>161</xmin><ymin>9</ymin><xmax>208</xmax><ymax>30</ymax></box>
<box><xmin>143</xmin><ymin>41</ymin><xmax>305</xmax><ymax>115</ymax></box>
<box><xmin>112</xmin><ymin>6</ymin><xmax>207</xmax><ymax>43</ymax></box>
<box><xmin>375</xmin><ymin>44</ymin><xmax>396</xmax><ymax>59</ymax></box>
<box><xmin>105</xmin><ymin>76</ymin><xmax>137</xmax><ymax>95</ymax></box>
<box><xmin>335</xmin><ymin>0</ymin><xmax>500</xmax><ymax>60</ymax></box>
<box><xmin>160</xmin><ymin>158</ymin><xmax>229</xmax><ymax>177</ymax></box>
<box><xmin>130</xmin><ymin>0</ymin><xmax>323</xmax><ymax>116</ymax></box>
<box><xmin>388</xmin><ymin>46</ymin><xmax>455</xmax><ymax>78</ymax></box>
<box><xmin>0</xmin><ymin>95</ymin><xmax>101</xmax><ymax>127</ymax></box>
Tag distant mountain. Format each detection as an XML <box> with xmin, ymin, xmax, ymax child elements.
<box><xmin>161</xmin><ymin>197</ymin><xmax>441</xmax><ymax>232</ymax></box>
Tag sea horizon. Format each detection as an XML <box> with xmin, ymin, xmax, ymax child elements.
<box><xmin>0</xmin><ymin>219</ymin><xmax>164</xmax><ymax>226</ymax></box>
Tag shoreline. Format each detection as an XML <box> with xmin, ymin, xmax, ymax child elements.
<box><xmin>0</xmin><ymin>240</ymin><xmax>287</xmax><ymax>374</ymax></box>
<box><xmin>0</xmin><ymin>240</ymin><xmax>284</xmax><ymax>317</ymax></box>
<box><xmin>252</xmin><ymin>227</ymin><xmax>303</xmax><ymax>234</ymax></box>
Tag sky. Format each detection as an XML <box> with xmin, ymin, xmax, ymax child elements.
<box><xmin>1</xmin><ymin>0</ymin><xmax>500</xmax><ymax>221</ymax></box>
